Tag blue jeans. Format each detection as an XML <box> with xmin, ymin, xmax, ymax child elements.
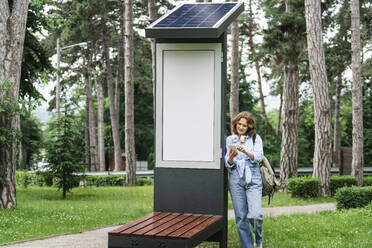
<box><xmin>229</xmin><ymin>166</ymin><xmax>263</xmax><ymax>248</ymax></box>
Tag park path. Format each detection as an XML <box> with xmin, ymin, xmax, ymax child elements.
<box><xmin>1</xmin><ymin>203</ymin><xmax>336</xmax><ymax>248</ymax></box>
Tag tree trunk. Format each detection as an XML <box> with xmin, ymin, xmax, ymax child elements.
<box><xmin>148</xmin><ymin>0</ymin><xmax>156</xmax><ymax>109</ymax></box>
<box><xmin>0</xmin><ymin>0</ymin><xmax>29</xmax><ymax>208</ymax></box>
<box><xmin>56</xmin><ymin>38</ymin><xmax>61</xmax><ymax>122</ymax></box>
<box><xmin>124</xmin><ymin>0</ymin><xmax>136</xmax><ymax>186</ymax></box>
<box><xmin>85</xmin><ymin>96</ymin><xmax>90</xmax><ymax>171</ymax></box>
<box><xmin>276</xmin><ymin>83</ymin><xmax>283</xmax><ymax>136</ymax></box>
<box><xmin>350</xmin><ymin>0</ymin><xmax>363</xmax><ymax>186</ymax></box>
<box><xmin>229</xmin><ymin>12</ymin><xmax>239</xmax><ymax>120</ymax></box>
<box><xmin>248</xmin><ymin>0</ymin><xmax>266</xmax><ymax>120</ymax></box>
<box><xmin>102</xmin><ymin>5</ymin><xmax>122</xmax><ymax>171</ymax></box>
<box><xmin>96</xmin><ymin>75</ymin><xmax>106</xmax><ymax>171</ymax></box>
<box><xmin>85</xmin><ymin>70</ymin><xmax>98</xmax><ymax>171</ymax></box>
<box><xmin>333</xmin><ymin>76</ymin><xmax>342</xmax><ymax>168</ymax></box>
<box><xmin>305</xmin><ymin>0</ymin><xmax>332</xmax><ymax>197</ymax></box>
<box><xmin>279</xmin><ymin>64</ymin><xmax>299</xmax><ymax>190</ymax></box>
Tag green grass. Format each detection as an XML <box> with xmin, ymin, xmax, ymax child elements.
<box><xmin>0</xmin><ymin>186</ymin><xmax>368</xmax><ymax>247</ymax></box>
<box><xmin>0</xmin><ymin>186</ymin><xmax>153</xmax><ymax>244</ymax></box>
<box><xmin>201</xmin><ymin>205</ymin><xmax>372</xmax><ymax>248</ymax></box>
<box><xmin>228</xmin><ymin>191</ymin><xmax>336</xmax><ymax>209</ymax></box>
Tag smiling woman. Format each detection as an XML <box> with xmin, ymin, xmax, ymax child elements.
<box><xmin>225</xmin><ymin>111</ymin><xmax>264</xmax><ymax>248</ymax></box>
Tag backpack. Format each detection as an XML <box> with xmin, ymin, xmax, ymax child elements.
<box><xmin>253</xmin><ymin>134</ymin><xmax>278</xmax><ymax>205</ymax></box>
<box><xmin>259</xmin><ymin>156</ymin><xmax>278</xmax><ymax>205</ymax></box>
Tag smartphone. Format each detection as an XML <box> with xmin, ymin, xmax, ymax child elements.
<box><xmin>228</xmin><ymin>144</ymin><xmax>237</xmax><ymax>151</ymax></box>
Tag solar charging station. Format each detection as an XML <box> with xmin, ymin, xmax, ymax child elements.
<box><xmin>108</xmin><ymin>3</ymin><xmax>244</xmax><ymax>248</ymax></box>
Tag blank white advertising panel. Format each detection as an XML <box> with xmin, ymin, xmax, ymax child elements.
<box><xmin>156</xmin><ymin>43</ymin><xmax>221</xmax><ymax>169</ymax></box>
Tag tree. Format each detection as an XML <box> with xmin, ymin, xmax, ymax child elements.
<box><xmin>261</xmin><ymin>0</ymin><xmax>307</xmax><ymax>189</ymax></box>
<box><xmin>124</xmin><ymin>0</ymin><xmax>136</xmax><ymax>186</ymax></box>
<box><xmin>101</xmin><ymin>2</ymin><xmax>122</xmax><ymax>172</ymax></box>
<box><xmin>229</xmin><ymin>0</ymin><xmax>239</xmax><ymax>120</ymax></box>
<box><xmin>148</xmin><ymin>0</ymin><xmax>156</xmax><ymax>103</ymax></box>
<box><xmin>46</xmin><ymin>113</ymin><xmax>85</xmax><ymax>199</ymax></box>
<box><xmin>0</xmin><ymin>0</ymin><xmax>29</xmax><ymax>208</ymax></box>
<box><xmin>84</xmin><ymin>65</ymin><xmax>98</xmax><ymax>171</ymax></box>
<box><xmin>350</xmin><ymin>0</ymin><xmax>363</xmax><ymax>186</ymax></box>
<box><xmin>95</xmin><ymin>73</ymin><xmax>106</xmax><ymax>171</ymax></box>
<box><xmin>305</xmin><ymin>0</ymin><xmax>332</xmax><ymax>196</ymax></box>
<box><xmin>246</xmin><ymin>0</ymin><xmax>266</xmax><ymax>120</ymax></box>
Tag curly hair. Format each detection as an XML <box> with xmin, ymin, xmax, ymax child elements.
<box><xmin>231</xmin><ymin>111</ymin><xmax>256</xmax><ymax>137</ymax></box>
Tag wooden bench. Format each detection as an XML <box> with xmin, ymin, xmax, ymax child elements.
<box><xmin>108</xmin><ymin>212</ymin><xmax>223</xmax><ymax>248</ymax></box>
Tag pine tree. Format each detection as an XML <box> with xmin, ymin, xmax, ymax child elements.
<box><xmin>305</xmin><ymin>0</ymin><xmax>332</xmax><ymax>196</ymax></box>
<box><xmin>46</xmin><ymin>112</ymin><xmax>85</xmax><ymax>199</ymax></box>
<box><xmin>350</xmin><ymin>0</ymin><xmax>363</xmax><ymax>186</ymax></box>
<box><xmin>260</xmin><ymin>0</ymin><xmax>307</xmax><ymax>189</ymax></box>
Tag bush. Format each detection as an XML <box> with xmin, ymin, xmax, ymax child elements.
<box><xmin>287</xmin><ymin>176</ymin><xmax>319</xmax><ymax>198</ymax></box>
<box><xmin>363</xmin><ymin>176</ymin><xmax>372</xmax><ymax>186</ymax></box>
<box><xmin>16</xmin><ymin>171</ymin><xmax>32</xmax><ymax>188</ymax></box>
<box><xmin>16</xmin><ymin>171</ymin><xmax>54</xmax><ymax>187</ymax></box>
<box><xmin>82</xmin><ymin>175</ymin><xmax>153</xmax><ymax>187</ymax></box>
<box><xmin>335</xmin><ymin>186</ymin><xmax>372</xmax><ymax>209</ymax></box>
<box><xmin>330</xmin><ymin>176</ymin><xmax>357</xmax><ymax>196</ymax></box>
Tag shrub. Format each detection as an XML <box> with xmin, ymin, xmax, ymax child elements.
<box><xmin>335</xmin><ymin>186</ymin><xmax>372</xmax><ymax>209</ymax></box>
<box><xmin>330</xmin><ymin>176</ymin><xmax>357</xmax><ymax>196</ymax></box>
<box><xmin>137</xmin><ymin>177</ymin><xmax>153</xmax><ymax>186</ymax></box>
<box><xmin>287</xmin><ymin>176</ymin><xmax>319</xmax><ymax>198</ymax></box>
<box><xmin>16</xmin><ymin>171</ymin><xmax>31</xmax><ymax>188</ymax></box>
<box><xmin>82</xmin><ymin>175</ymin><xmax>153</xmax><ymax>187</ymax></box>
<box><xmin>83</xmin><ymin>175</ymin><xmax>125</xmax><ymax>186</ymax></box>
<box><xmin>363</xmin><ymin>176</ymin><xmax>372</xmax><ymax>186</ymax></box>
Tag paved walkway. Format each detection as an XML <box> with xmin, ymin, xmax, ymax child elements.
<box><xmin>1</xmin><ymin>203</ymin><xmax>336</xmax><ymax>248</ymax></box>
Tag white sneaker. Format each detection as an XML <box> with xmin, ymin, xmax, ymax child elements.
<box><xmin>254</xmin><ymin>243</ymin><xmax>262</xmax><ymax>248</ymax></box>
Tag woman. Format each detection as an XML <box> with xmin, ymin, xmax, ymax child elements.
<box><xmin>225</xmin><ymin>111</ymin><xmax>264</xmax><ymax>248</ymax></box>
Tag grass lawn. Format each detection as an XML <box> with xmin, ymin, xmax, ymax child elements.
<box><xmin>0</xmin><ymin>186</ymin><xmax>370</xmax><ymax>247</ymax></box>
<box><xmin>228</xmin><ymin>191</ymin><xmax>336</xmax><ymax>209</ymax></box>
<box><xmin>0</xmin><ymin>186</ymin><xmax>153</xmax><ymax>244</ymax></box>
<box><xmin>223</xmin><ymin>205</ymin><xmax>372</xmax><ymax>248</ymax></box>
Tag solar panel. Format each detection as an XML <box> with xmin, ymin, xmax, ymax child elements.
<box><xmin>146</xmin><ymin>2</ymin><xmax>244</xmax><ymax>39</ymax></box>
<box><xmin>154</xmin><ymin>3</ymin><xmax>237</xmax><ymax>28</ymax></box>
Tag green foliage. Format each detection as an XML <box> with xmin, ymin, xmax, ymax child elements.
<box><xmin>363</xmin><ymin>176</ymin><xmax>372</xmax><ymax>186</ymax></box>
<box><xmin>363</xmin><ymin>58</ymin><xmax>372</xmax><ymax>167</ymax></box>
<box><xmin>0</xmin><ymin>78</ymin><xmax>22</xmax><ymax>146</ymax></box>
<box><xmin>82</xmin><ymin>175</ymin><xmax>153</xmax><ymax>187</ymax></box>
<box><xmin>330</xmin><ymin>176</ymin><xmax>357</xmax><ymax>196</ymax></box>
<box><xmin>20</xmin><ymin>0</ymin><xmax>52</xmax><ymax>100</ymax></box>
<box><xmin>287</xmin><ymin>176</ymin><xmax>320</xmax><ymax>198</ymax></box>
<box><xmin>16</xmin><ymin>171</ymin><xmax>153</xmax><ymax>188</ymax></box>
<box><xmin>18</xmin><ymin>114</ymin><xmax>43</xmax><ymax>170</ymax></box>
<box><xmin>83</xmin><ymin>175</ymin><xmax>125</xmax><ymax>187</ymax></box>
<box><xmin>16</xmin><ymin>171</ymin><xmax>54</xmax><ymax>187</ymax></box>
<box><xmin>45</xmin><ymin>114</ymin><xmax>85</xmax><ymax>198</ymax></box>
<box><xmin>260</xmin><ymin>0</ymin><xmax>307</xmax><ymax>65</ymax></box>
<box><xmin>335</xmin><ymin>186</ymin><xmax>372</xmax><ymax>209</ymax></box>
<box><xmin>255</xmin><ymin>113</ymin><xmax>281</xmax><ymax>168</ymax></box>
<box><xmin>287</xmin><ymin>176</ymin><xmax>372</xmax><ymax>199</ymax></box>
<box><xmin>147</xmin><ymin>152</ymin><xmax>155</xmax><ymax>170</ymax></box>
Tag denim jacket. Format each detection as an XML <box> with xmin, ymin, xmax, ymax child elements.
<box><xmin>224</xmin><ymin>134</ymin><xmax>264</xmax><ymax>183</ymax></box>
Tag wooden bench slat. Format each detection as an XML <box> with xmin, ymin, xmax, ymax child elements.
<box><xmin>132</xmin><ymin>213</ymin><xmax>181</xmax><ymax>235</ymax></box>
<box><xmin>108</xmin><ymin>212</ymin><xmax>161</xmax><ymax>235</ymax></box>
<box><xmin>144</xmin><ymin>213</ymin><xmax>192</xmax><ymax>237</ymax></box>
<box><xmin>180</xmin><ymin>215</ymin><xmax>223</xmax><ymax>239</ymax></box>
<box><xmin>120</xmin><ymin>212</ymin><xmax>172</xmax><ymax>235</ymax></box>
<box><xmin>168</xmin><ymin>215</ymin><xmax>212</xmax><ymax>238</ymax></box>
<box><xmin>156</xmin><ymin>214</ymin><xmax>201</xmax><ymax>237</ymax></box>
